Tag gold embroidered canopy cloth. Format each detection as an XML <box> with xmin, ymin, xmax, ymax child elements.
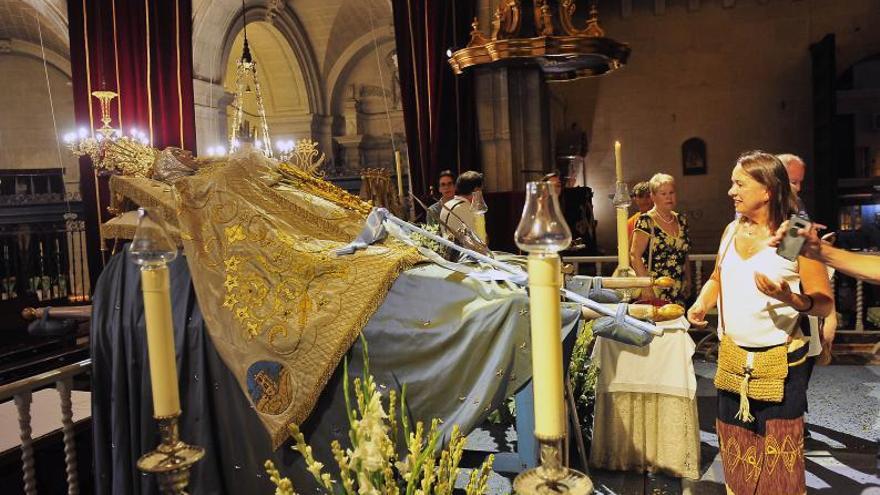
<box><xmin>172</xmin><ymin>153</ymin><xmax>422</xmax><ymax>447</ymax></box>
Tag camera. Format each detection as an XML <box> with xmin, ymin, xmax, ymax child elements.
<box><xmin>776</xmin><ymin>213</ymin><xmax>811</xmax><ymax>261</ymax></box>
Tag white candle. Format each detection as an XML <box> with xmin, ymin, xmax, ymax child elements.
<box><xmin>394</xmin><ymin>151</ymin><xmax>404</xmax><ymax>198</ymax></box>
<box><xmin>527</xmin><ymin>254</ymin><xmax>565</xmax><ymax>439</ymax></box>
<box><xmin>617</xmin><ymin>209</ymin><xmax>631</xmax><ymax>269</ymax></box>
<box><xmin>141</xmin><ymin>266</ymin><xmax>181</xmax><ymax>417</ymax></box>
<box><xmin>614</xmin><ymin>140</ymin><xmax>623</xmax><ymax>183</ymax></box>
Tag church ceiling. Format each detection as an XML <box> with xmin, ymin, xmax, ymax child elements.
<box><xmin>0</xmin><ymin>0</ymin><xmax>68</xmax><ymax>56</ymax></box>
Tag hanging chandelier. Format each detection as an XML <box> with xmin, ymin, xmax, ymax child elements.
<box><xmin>63</xmin><ymin>90</ymin><xmax>155</xmax><ymax>175</ymax></box>
<box><xmin>448</xmin><ymin>0</ymin><xmax>630</xmax><ymax>81</ymax></box>
<box><xmin>225</xmin><ymin>4</ymin><xmax>275</xmax><ymax>158</ymax></box>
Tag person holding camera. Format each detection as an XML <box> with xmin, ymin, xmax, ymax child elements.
<box><xmin>770</xmin><ymin>221</ymin><xmax>880</xmax><ymax>285</ymax></box>
<box><xmin>687</xmin><ymin>151</ymin><xmax>833</xmax><ymax>495</ymax></box>
<box><xmin>777</xmin><ymin>153</ymin><xmax>837</xmax><ymax>433</ymax></box>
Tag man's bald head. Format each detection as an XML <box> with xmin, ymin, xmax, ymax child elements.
<box><xmin>777</xmin><ymin>153</ymin><xmax>806</xmax><ymax>194</ymax></box>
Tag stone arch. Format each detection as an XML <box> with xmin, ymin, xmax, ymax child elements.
<box><xmin>217</xmin><ymin>4</ymin><xmax>326</xmax><ymax>116</ymax></box>
<box><xmin>325</xmin><ymin>25</ymin><xmax>395</xmax><ymax>116</ymax></box>
<box><xmin>20</xmin><ymin>0</ymin><xmax>69</xmax><ymax>49</ymax></box>
<box><xmin>0</xmin><ymin>39</ymin><xmax>71</xmax><ymax>78</ymax></box>
<box><xmin>223</xmin><ymin>22</ymin><xmax>311</xmax><ymax>121</ymax></box>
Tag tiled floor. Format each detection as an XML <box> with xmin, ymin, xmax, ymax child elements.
<box><xmin>462</xmin><ymin>362</ymin><xmax>880</xmax><ymax>494</ymax></box>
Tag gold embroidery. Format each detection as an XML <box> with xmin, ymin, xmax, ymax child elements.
<box><xmin>743</xmin><ymin>446</ymin><xmax>762</xmax><ymax>481</ymax></box>
<box><xmin>722</xmin><ymin>435</ymin><xmax>742</xmax><ymax>470</ymax></box>
<box><xmin>277</xmin><ymin>160</ymin><xmax>373</xmax><ymax>216</ymax></box>
<box><xmin>177</xmin><ymin>155</ymin><xmax>423</xmax><ymax>448</ymax></box>
<box><xmin>253</xmin><ymin>367</ymin><xmax>293</xmax><ymax>416</ymax></box>
<box><xmin>718</xmin><ymin>429</ymin><xmax>803</xmax><ymax>478</ymax></box>
<box><xmin>780</xmin><ymin>435</ymin><xmax>799</xmax><ymax>473</ymax></box>
<box><xmin>764</xmin><ymin>435</ymin><xmax>780</xmax><ymax>474</ymax></box>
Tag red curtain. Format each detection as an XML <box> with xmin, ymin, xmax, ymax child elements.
<box><xmin>392</xmin><ymin>0</ymin><xmax>479</xmax><ymax>202</ymax></box>
<box><xmin>67</xmin><ymin>0</ymin><xmax>196</xmax><ymax>282</ymax></box>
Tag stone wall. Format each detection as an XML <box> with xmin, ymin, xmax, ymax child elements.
<box><xmin>192</xmin><ymin>0</ymin><xmax>403</xmax><ymax>174</ymax></box>
<box><xmin>547</xmin><ymin>0</ymin><xmax>880</xmax><ymax>254</ymax></box>
<box><xmin>0</xmin><ymin>51</ymin><xmax>78</xmax><ymax>190</ymax></box>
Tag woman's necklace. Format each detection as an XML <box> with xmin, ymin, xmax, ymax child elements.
<box><xmin>742</xmin><ymin>221</ymin><xmax>766</xmax><ymax>238</ymax></box>
<box><xmin>738</xmin><ymin>220</ymin><xmax>769</xmax><ymax>256</ymax></box>
<box><xmin>654</xmin><ymin>209</ymin><xmax>676</xmax><ymax>225</ymax></box>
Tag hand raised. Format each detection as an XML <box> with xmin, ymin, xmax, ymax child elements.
<box><xmin>687</xmin><ymin>301</ymin><xmax>708</xmax><ymax>328</ymax></box>
<box><xmin>754</xmin><ymin>272</ymin><xmax>793</xmax><ymax>305</ymax></box>
<box><xmin>769</xmin><ymin>220</ymin><xmax>828</xmax><ymax>261</ymax></box>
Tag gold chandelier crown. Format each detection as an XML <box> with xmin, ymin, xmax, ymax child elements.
<box><xmin>280</xmin><ymin>138</ymin><xmax>326</xmax><ymax>176</ymax></box>
<box><xmin>449</xmin><ymin>0</ymin><xmax>630</xmax><ymax>81</ymax></box>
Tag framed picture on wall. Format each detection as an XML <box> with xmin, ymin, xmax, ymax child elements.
<box><xmin>682</xmin><ymin>137</ymin><xmax>707</xmax><ymax>175</ymax></box>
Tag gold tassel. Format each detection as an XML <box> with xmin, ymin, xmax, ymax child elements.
<box><xmin>735</xmin><ymin>371</ymin><xmax>755</xmax><ymax>423</ymax></box>
<box><xmin>735</xmin><ymin>352</ymin><xmax>756</xmax><ymax>423</ymax></box>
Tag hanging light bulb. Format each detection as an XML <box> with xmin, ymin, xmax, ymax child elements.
<box><xmin>514</xmin><ymin>181</ymin><xmax>572</xmax><ymax>254</ymax></box>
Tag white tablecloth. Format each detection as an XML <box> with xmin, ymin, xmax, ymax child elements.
<box><xmin>591</xmin><ymin>316</ymin><xmax>697</xmax><ymax>399</ymax></box>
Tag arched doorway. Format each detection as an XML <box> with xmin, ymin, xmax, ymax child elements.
<box><xmin>219</xmin><ymin>21</ymin><xmax>313</xmax><ymax>152</ymax></box>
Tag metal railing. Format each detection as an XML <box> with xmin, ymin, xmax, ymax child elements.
<box><xmin>563</xmin><ymin>254</ymin><xmax>872</xmax><ymax>333</ymax></box>
<box><xmin>0</xmin><ymin>213</ymin><xmax>91</xmax><ymax>303</ymax></box>
<box><xmin>0</xmin><ymin>359</ymin><xmax>91</xmax><ymax>495</ymax></box>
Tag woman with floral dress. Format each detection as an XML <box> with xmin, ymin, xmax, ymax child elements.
<box><xmin>590</xmin><ymin>173</ymin><xmax>700</xmax><ymax>480</ymax></box>
<box><xmin>630</xmin><ymin>173</ymin><xmax>692</xmax><ymax>305</ymax></box>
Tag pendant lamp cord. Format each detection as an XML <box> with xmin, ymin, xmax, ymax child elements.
<box><xmin>35</xmin><ymin>12</ymin><xmax>72</xmax><ymax>213</ymax></box>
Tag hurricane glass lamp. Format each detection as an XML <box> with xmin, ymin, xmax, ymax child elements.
<box><xmin>130</xmin><ymin>208</ymin><xmax>204</xmax><ymax>495</ymax></box>
<box><xmin>513</xmin><ymin>182</ymin><xmax>592</xmax><ymax>495</ymax></box>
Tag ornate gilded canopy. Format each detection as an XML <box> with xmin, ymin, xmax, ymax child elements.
<box><xmin>448</xmin><ymin>0</ymin><xmax>630</xmax><ymax>81</ymax></box>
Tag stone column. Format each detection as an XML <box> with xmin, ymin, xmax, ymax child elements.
<box><xmin>343</xmin><ymin>92</ymin><xmax>360</xmax><ymax>137</ymax></box>
<box><xmin>192</xmin><ymin>78</ymin><xmax>231</xmax><ymax>155</ymax></box>
<box><xmin>311</xmin><ymin>114</ymin><xmax>334</xmax><ymax>162</ymax></box>
<box><xmin>475</xmin><ymin>67</ymin><xmax>551</xmax><ymax>192</ymax></box>
<box><xmin>335</xmin><ymin>135</ymin><xmax>364</xmax><ymax>174</ymax></box>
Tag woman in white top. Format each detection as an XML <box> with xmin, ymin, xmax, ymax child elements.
<box><xmin>687</xmin><ymin>151</ymin><xmax>832</xmax><ymax>495</ymax></box>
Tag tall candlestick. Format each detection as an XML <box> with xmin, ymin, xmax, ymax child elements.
<box><xmin>614</xmin><ymin>140</ymin><xmax>623</xmax><ymax>183</ymax></box>
<box><xmin>394</xmin><ymin>150</ymin><xmax>404</xmax><ymax>198</ymax></box>
<box><xmin>130</xmin><ymin>208</ymin><xmax>182</xmax><ymax>419</ymax></box>
<box><xmin>141</xmin><ymin>266</ymin><xmax>181</xmax><ymax>418</ymax></box>
<box><xmin>611</xmin><ymin>144</ymin><xmax>636</xmax><ymax>281</ymax></box>
<box><xmin>473</xmin><ymin>214</ymin><xmax>488</xmax><ymax>244</ymax></box>
<box><xmin>616</xmin><ymin>209</ymin><xmax>629</xmax><ymax>269</ymax></box>
<box><xmin>513</xmin><ymin>181</ymin><xmax>590</xmax><ymax>494</ymax></box>
<box><xmin>527</xmin><ymin>254</ymin><xmax>565</xmax><ymax>439</ymax></box>
<box><xmin>132</xmin><ymin>212</ymin><xmax>201</xmax><ymax>494</ymax></box>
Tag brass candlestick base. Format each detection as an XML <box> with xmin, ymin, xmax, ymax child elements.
<box><xmin>137</xmin><ymin>413</ymin><xmax>205</xmax><ymax>494</ymax></box>
<box><xmin>514</xmin><ymin>439</ymin><xmax>592</xmax><ymax>495</ymax></box>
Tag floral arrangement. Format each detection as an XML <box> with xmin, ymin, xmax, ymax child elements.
<box><xmin>568</xmin><ymin>320</ymin><xmax>600</xmax><ymax>445</ymax></box>
<box><xmin>265</xmin><ymin>337</ymin><xmax>494</xmax><ymax>495</ymax></box>
<box><xmin>409</xmin><ymin>222</ymin><xmax>451</xmax><ymax>260</ymax></box>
